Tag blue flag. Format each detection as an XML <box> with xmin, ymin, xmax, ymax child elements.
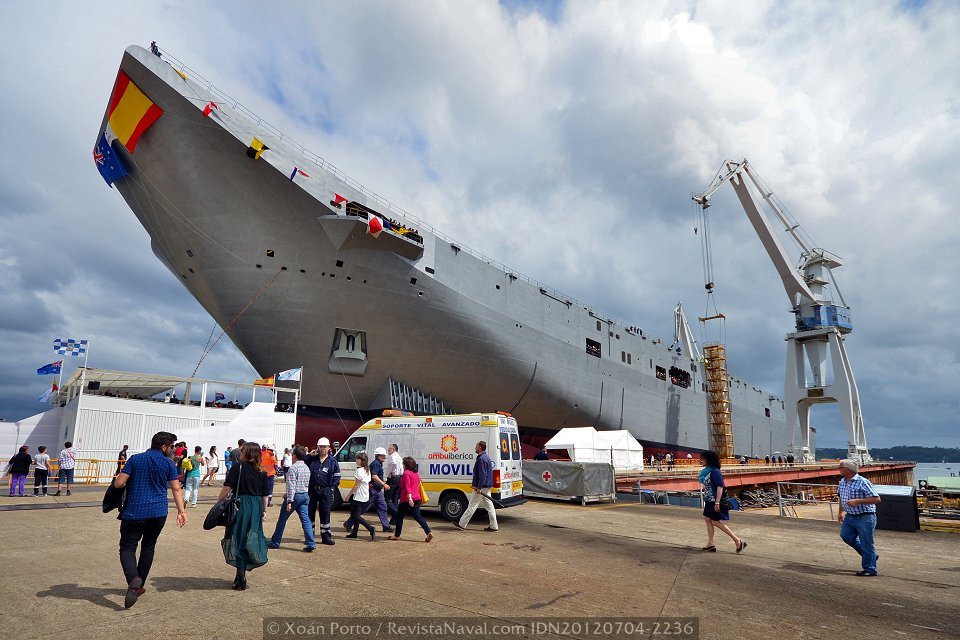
<box><xmin>214</xmin><ymin>392</ymin><xmax>225</xmax><ymax>402</ymax></box>
<box><xmin>37</xmin><ymin>360</ymin><xmax>63</xmax><ymax>376</ymax></box>
<box><xmin>93</xmin><ymin>132</ymin><xmax>129</xmax><ymax>187</ymax></box>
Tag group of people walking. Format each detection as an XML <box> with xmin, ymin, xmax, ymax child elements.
<box><xmin>15</xmin><ymin>426</ymin><xmax>881</xmax><ymax>613</ymax></box>
<box><xmin>109</xmin><ymin>432</ymin><xmax>500</xmax><ymax>608</ymax></box>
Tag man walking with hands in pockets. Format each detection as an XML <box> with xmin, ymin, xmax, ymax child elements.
<box><xmin>455</xmin><ymin>441</ymin><xmax>498</xmax><ymax>532</ymax></box>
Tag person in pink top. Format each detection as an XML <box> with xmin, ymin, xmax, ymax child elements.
<box><xmin>388</xmin><ymin>457</ymin><xmax>433</xmax><ymax>543</ymax></box>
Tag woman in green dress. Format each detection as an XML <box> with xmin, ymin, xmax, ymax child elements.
<box><xmin>217</xmin><ymin>441</ymin><xmax>269</xmax><ymax>590</ymax></box>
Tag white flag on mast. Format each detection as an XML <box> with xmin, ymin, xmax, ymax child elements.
<box><xmin>277</xmin><ymin>367</ymin><xmax>302</xmax><ymax>382</ymax></box>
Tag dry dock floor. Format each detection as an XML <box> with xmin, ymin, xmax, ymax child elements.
<box><xmin>0</xmin><ymin>487</ymin><xmax>957</xmax><ymax>640</ymax></box>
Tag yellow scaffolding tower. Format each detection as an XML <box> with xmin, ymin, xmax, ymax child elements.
<box><xmin>702</xmin><ymin>342</ymin><xmax>735</xmax><ymax>458</ymax></box>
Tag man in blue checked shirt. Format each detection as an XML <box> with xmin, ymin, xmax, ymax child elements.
<box><xmin>112</xmin><ymin>431</ymin><xmax>187</xmax><ymax>608</ymax></box>
<box><xmin>268</xmin><ymin>446</ymin><xmax>316</xmax><ymax>552</ymax></box>
<box><xmin>837</xmin><ymin>459</ymin><xmax>882</xmax><ymax>576</ymax></box>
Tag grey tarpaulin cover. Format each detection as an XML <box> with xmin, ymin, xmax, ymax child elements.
<box><xmin>523</xmin><ymin>460</ymin><xmax>615</xmax><ymax>502</ymax></box>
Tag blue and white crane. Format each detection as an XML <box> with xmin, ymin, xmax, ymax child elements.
<box><xmin>693</xmin><ymin>158</ymin><xmax>870</xmax><ymax>463</ymax></box>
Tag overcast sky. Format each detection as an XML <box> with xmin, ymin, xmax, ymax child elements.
<box><xmin>1</xmin><ymin>1</ymin><xmax>957</xmax><ymax>449</ymax></box>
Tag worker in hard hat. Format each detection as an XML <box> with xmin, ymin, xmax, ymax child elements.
<box><xmin>305</xmin><ymin>437</ymin><xmax>340</xmax><ymax>545</ymax></box>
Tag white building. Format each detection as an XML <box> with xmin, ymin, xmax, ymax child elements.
<box><xmin>2</xmin><ymin>368</ymin><xmax>297</xmax><ymax>482</ymax></box>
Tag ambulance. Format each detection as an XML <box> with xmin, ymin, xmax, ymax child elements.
<box><xmin>333</xmin><ymin>412</ymin><xmax>525</xmax><ymax>520</ymax></box>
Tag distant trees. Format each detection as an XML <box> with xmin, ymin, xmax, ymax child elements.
<box><xmin>816</xmin><ymin>446</ymin><xmax>960</xmax><ymax>463</ymax></box>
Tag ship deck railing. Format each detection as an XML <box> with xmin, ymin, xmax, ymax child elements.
<box><xmin>155</xmin><ymin>45</ymin><xmax>635</xmax><ymax>331</ymax></box>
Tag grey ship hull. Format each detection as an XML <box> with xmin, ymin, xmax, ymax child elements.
<box><xmin>103</xmin><ymin>46</ymin><xmax>789</xmax><ymax>454</ymax></box>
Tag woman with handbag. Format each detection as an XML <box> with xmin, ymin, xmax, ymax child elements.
<box><xmin>216</xmin><ymin>442</ymin><xmax>270</xmax><ymax>590</ymax></box>
<box><xmin>388</xmin><ymin>457</ymin><xmax>433</xmax><ymax>543</ymax></box>
<box><xmin>699</xmin><ymin>450</ymin><xmax>746</xmax><ymax>554</ymax></box>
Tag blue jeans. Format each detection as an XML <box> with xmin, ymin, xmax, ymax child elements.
<box><xmin>270</xmin><ymin>492</ymin><xmax>315</xmax><ymax>549</ymax></box>
<box><xmin>840</xmin><ymin>512</ymin><xmax>877</xmax><ymax>573</ymax></box>
<box><xmin>266</xmin><ymin>475</ymin><xmax>276</xmax><ymax>503</ymax></box>
<box><xmin>183</xmin><ymin>476</ymin><xmax>200</xmax><ymax>505</ymax></box>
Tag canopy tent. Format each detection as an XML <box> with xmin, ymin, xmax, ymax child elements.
<box><xmin>594</xmin><ymin>429</ymin><xmax>646</xmax><ymax>471</ymax></box>
<box><xmin>544</xmin><ymin>427</ymin><xmax>644</xmax><ymax>471</ymax></box>
<box><xmin>56</xmin><ymin>368</ymin><xmax>191</xmax><ymax>401</ymax></box>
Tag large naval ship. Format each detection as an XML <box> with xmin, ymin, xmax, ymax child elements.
<box><xmin>96</xmin><ymin>45</ymin><xmax>789</xmax><ymax>454</ymax></box>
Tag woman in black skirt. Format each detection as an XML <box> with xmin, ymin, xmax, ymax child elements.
<box><xmin>699</xmin><ymin>450</ymin><xmax>746</xmax><ymax>553</ymax></box>
<box><xmin>217</xmin><ymin>441</ymin><xmax>270</xmax><ymax>590</ymax></box>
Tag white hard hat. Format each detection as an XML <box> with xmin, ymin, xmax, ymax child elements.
<box><xmin>317</xmin><ymin>437</ymin><xmax>331</xmax><ymax>446</ymax></box>
<box><xmin>374</xmin><ymin>447</ymin><xmax>387</xmax><ymax>456</ymax></box>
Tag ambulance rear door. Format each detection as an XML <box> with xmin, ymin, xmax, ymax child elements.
<box><xmin>495</xmin><ymin>417</ymin><xmax>523</xmax><ymax>501</ymax></box>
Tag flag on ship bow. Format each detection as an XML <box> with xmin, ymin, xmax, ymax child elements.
<box><xmin>247</xmin><ymin>138</ymin><xmax>269</xmax><ymax>159</ymax></box>
<box><xmin>106</xmin><ymin>70</ymin><xmax>164</xmax><ymax>154</ymax></box>
<box><xmin>330</xmin><ymin>193</ymin><xmax>347</xmax><ymax>209</ymax></box>
<box><xmin>93</xmin><ymin>133</ymin><xmax>129</xmax><ymax>187</ymax></box>
<box><xmin>367</xmin><ymin>215</ymin><xmax>384</xmax><ymax>238</ymax></box>
<box><xmin>37</xmin><ymin>361</ymin><xmax>63</xmax><ymax>376</ymax></box>
<box><xmin>54</xmin><ymin>338</ymin><xmax>88</xmax><ymax>357</ymax></box>
<box><xmin>289</xmin><ymin>167</ymin><xmax>310</xmax><ymax>181</ymax></box>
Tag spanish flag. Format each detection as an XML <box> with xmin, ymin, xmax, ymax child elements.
<box><xmin>107</xmin><ymin>70</ymin><xmax>164</xmax><ymax>154</ymax></box>
<box><xmin>254</xmin><ymin>376</ymin><xmax>275</xmax><ymax>387</ymax></box>
<box><xmin>247</xmin><ymin>137</ymin><xmax>269</xmax><ymax>160</ymax></box>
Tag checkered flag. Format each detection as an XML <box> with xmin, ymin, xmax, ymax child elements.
<box><xmin>54</xmin><ymin>338</ymin><xmax>88</xmax><ymax>357</ymax></box>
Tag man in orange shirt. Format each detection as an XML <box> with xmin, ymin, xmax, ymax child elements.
<box><xmin>262</xmin><ymin>445</ymin><xmax>279</xmax><ymax>507</ymax></box>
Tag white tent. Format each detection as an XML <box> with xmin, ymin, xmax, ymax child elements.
<box><xmin>544</xmin><ymin>427</ymin><xmax>644</xmax><ymax>471</ymax></box>
<box><xmin>594</xmin><ymin>430</ymin><xmax>645</xmax><ymax>471</ymax></box>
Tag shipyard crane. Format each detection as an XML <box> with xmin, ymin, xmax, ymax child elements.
<box><xmin>692</xmin><ymin>159</ymin><xmax>870</xmax><ymax>463</ymax></box>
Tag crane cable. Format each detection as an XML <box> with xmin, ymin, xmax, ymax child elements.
<box><xmin>191</xmin><ymin>268</ymin><xmax>285</xmax><ymax>377</ymax></box>
<box><xmin>694</xmin><ymin>199</ymin><xmax>724</xmax><ymax>347</ymax></box>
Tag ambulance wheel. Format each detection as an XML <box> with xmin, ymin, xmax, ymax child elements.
<box><xmin>333</xmin><ymin>491</ymin><xmax>344</xmax><ymax>511</ymax></box>
<box><xmin>440</xmin><ymin>491</ymin><xmax>468</xmax><ymax>521</ymax></box>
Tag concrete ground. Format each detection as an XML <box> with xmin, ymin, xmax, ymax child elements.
<box><xmin>0</xmin><ymin>487</ymin><xmax>958</xmax><ymax>640</ymax></box>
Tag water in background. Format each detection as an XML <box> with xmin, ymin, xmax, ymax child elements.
<box><xmin>913</xmin><ymin>463</ymin><xmax>959</xmax><ymax>483</ymax></box>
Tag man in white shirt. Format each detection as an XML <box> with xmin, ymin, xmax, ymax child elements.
<box><xmin>385</xmin><ymin>443</ymin><xmax>403</xmax><ymax>524</ymax></box>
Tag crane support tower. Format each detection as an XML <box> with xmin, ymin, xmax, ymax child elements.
<box><xmin>693</xmin><ymin>159</ymin><xmax>870</xmax><ymax>463</ymax></box>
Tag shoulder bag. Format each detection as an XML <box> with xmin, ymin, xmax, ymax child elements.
<box><xmin>203</xmin><ymin>463</ymin><xmax>241</xmax><ymax>530</ymax></box>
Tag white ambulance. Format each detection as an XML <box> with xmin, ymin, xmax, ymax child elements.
<box><xmin>334</xmin><ymin>412</ymin><xmax>524</xmax><ymax>520</ymax></box>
